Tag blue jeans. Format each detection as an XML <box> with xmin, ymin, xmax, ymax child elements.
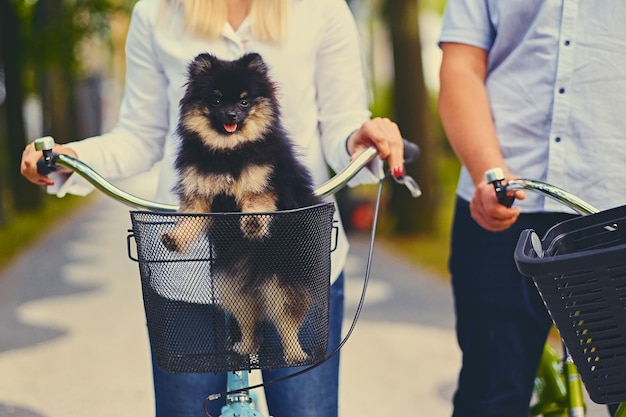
<box><xmin>449</xmin><ymin>198</ymin><xmax>575</xmax><ymax>417</ymax></box>
<box><xmin>151</xmin><ymin>273</ymin><xmax>344</xmax><ymax>417</ymax></box>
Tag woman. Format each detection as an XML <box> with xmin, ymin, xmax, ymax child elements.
<box><xmin>21</xmin><ymin>1</ymin><xmax>405</xmax><ymax>417</ymax></box>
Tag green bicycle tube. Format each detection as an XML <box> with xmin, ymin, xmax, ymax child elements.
<box><xmin>532</xmin><ymin>343</ymin><xmax>568</xmax><ymax>417</ymax></box>
<box><xmin>614</xmin><ymin>403</ymin><xmax>626</xmax><ymax>417</ymax></box>
<box><xmin>563</xmin><ymin>356</ymin><xmax>585</xmax><ymax>417</ymax></box>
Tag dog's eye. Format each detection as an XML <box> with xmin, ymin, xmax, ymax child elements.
<box><xmin>210</xmin><ymin>98</ymin><xmax>221</xmax><ymax>107</ymax></box>
<box><xmin>239</xmin><ymin>99</ymin><xmax>250</xmax><ymax>108</ymax></box>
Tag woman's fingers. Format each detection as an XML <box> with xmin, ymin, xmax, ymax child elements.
<box><xmin>348</xmin><ymin>117</ymin><xmax>405</xmax><ymax>177</ymax></box>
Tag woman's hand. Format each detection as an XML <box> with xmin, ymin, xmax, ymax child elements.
<box><xmin>346</xmin><ymin>117</ymin><xmax>405</xmax><ymax>178</ymax></box>
<box><xmin>21</xmin><ymin>142</ymin><xmax>77</xmax><ymax>186</ymax></box>
<box><xmin>470</xmin><ymin>179</ymin><xmax>526</xmax><ymax>231</ymax></box>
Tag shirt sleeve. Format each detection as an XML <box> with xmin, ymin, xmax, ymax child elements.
<box><xmin>438</xmin><ymin>0</ymin><xmax>495</xmax><ymax>51</ymax></box>
<box><xmin>314</xmin><ymin>0</ymin><xmax>382</xmax><ymax>185</ymax></box>
<box><xmin>50</xmin><ymin>0</ymin><xmax>169</xmax><ymax>197</ymax></box>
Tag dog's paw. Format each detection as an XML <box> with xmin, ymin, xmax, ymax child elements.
<box><xmin>240</xmin><ymin>215</ymin><xmax>271</xmax><ymax>240</ymax></box>
<box><xmin>283</xmin><ymin>347</ymin><xmax>309</xmax><ymax>366</ymax></box>
<box><xmin>160</xmin><ymin>231</ymin><xmax>182</xmax><ymax>252</ymax></box>
<box><xmin>232</xmin><ymin>339</ymin><xmax>259</xmax><ymax>356</ymax></box>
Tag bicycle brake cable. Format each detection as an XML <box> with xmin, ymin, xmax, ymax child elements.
<box><xmin>203</xmin><ymin>174</ymin><xmax>388</xmax><ymax>415</ymax></box>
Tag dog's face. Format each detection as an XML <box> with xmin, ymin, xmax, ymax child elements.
<box><xmin>179</xmin><ymin>53</ymin><xmax>278</xmax><ymax>150</ymax></box>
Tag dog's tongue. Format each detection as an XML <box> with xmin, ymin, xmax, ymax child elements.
<box><xmin>224</xmin><ymin>123</ymin><xmax>237</xmax><ymax>133</ymax></box>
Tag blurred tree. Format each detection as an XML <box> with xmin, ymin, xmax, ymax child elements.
<box><xmin>0</xmin><ymin>0</ymin><xmax>135</xmax><ymax>214</ymax></box>
<box><xmin>29</xmin><ymin>0</ymin><xmax>132</xmax><ymax>142</ymax></box>
<box><xmin>383</xmin><ymin>0</ymin><xmax>438</xmax><ymax>234</ymax></box>
<box><xmin>0</xmin><ymin>71</ymin><xmax>5</xmax><ymax>224</ymax></box>
<box><xmin>0</xmin><ymin>0</ymin><xmax>43</xmax><ymax>211</ymax></box>
<box><xmin>33</xmin><ymin>0</ymin><xmax>77</xmax><ymax>143</ymax></box>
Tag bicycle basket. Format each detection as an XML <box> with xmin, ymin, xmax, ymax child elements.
<box><xmin>514</xmin><ymin>204</ymin><xmax>626</xmax><ymax>404</ymax></box>
<box><xmin>127</xmin><ymin>202</ymin><xmax>335</xmax><ymax>373</ymax></box>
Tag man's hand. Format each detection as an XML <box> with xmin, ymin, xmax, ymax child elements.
<box><xmin>470</xmin><ymin>180</ymin><xmax>526</xmax><ymax>231</ymax></box>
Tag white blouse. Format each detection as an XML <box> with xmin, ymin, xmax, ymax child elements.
<box><xmin>51</xmin><ymin>0</ymin><xmax>382</xmax><ymax>282</ymax></box>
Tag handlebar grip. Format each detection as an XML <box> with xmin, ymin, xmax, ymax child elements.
<box><xmin>402</xmin><ymin>139</ymin><xmax>419</xmax><ymax>164</ymax></box>
<box><xmin>485</xmin><ymin>167</ymin><xmax>515</xmax><ymax>207</ymax></box>
<box><xmin>37</xmin><ymin>156</ymin><xmax>60</xmax><ymax>176</ymax></box>
<box><xmin>37</xmin><ymin>158</ymin><xmax>50</xmax><ymax>175</ymax></box>
<box><xmin>34</xmin><ymin>136</ymin><xmax>60</xmax><ymax>176</ymax></box>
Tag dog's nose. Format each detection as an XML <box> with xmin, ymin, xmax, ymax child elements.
<box><xmin>227</xmin><ymin>111</ymin><xmax>238</xmax><ymax>121</ymax></box>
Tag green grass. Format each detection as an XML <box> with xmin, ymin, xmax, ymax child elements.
<box><xmin>0</xmin><ymin>194</ymin><xmax>92</xmax><ymax>271</ymax></box>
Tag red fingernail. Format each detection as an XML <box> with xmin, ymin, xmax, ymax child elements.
<box><xmin>392</xmin><ymin>166</ymin><xmax>405</xmax><ymax>178</ymax></box>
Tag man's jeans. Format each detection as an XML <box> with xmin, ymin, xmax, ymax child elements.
<box><xmin>450</xmin><ymin>198</ymin><xmax>574</xmax><ymax>417</ymax></box>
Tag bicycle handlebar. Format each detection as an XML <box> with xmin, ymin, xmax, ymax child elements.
<box><xmin>484</xmin><ymin>167</ymin><xmax>599</xmax><ymax>215</ymax></box>
<box><xmin>35</xmin><ymin>137</ymin><xmax>420</xmax><ymax>212</ymax></box>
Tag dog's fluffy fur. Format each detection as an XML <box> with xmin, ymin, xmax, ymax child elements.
<box><xmin>160</xmin><ymin>52</ymin><xmax>323</xmax><ymax>365</ymax></box>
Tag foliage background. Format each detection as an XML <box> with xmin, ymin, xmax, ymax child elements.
<box><xmin>0</xmin><ymin>0</ymin><xmax>458</xmax><ymax>277</ymax></box>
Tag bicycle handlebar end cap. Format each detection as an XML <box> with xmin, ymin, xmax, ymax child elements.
<box><xmin>484</xmin><ymin>167</ymin><xmax>505</xmax><ymax>184</ymax></box>
<box><xmin>34</xmin><ymin>136</ymin><xmax>56</xmax><ymax>152</ymax></box>
<box><xmin>402</xmin><ymin>139</ymin><xmax>420</xmax><ymax>164</ymax></box>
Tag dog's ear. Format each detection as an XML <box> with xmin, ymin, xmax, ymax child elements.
<box><xmin>188</xmin><ymin>53</ymin><xmax>218</xmax><ymax>77</ymax></box>
<box><xmin>241</xmin><ymin>52</ymin><xmax>269</xmax><ymax>76</ymax></box>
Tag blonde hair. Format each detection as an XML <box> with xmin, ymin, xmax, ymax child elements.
<box><xmin>162</xmin><ymin>0</ymin><xmax>290</xmax><ymax>41</ymax></box>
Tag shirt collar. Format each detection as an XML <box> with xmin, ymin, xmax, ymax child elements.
<box><xmin>222</xmin><ymin>17</ymin><xmax>252</xmax><ymax>52</ymax></box>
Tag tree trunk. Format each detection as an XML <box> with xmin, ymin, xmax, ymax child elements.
<box><xmin>35</xmin><ymin>0</ymin><xmax>78</xmax><ymax>144</ymax></box>
<box><xmin>385</xmin><ymin>0</ymin><xmax>438</xmax><ymax>234</ymax></box>
<box><xmin>0</xmin><ymin>2</ymin><xmax>6</xmax><ymax>224</ymax></box>
<box><xmin>1</xmin><ymin>0</ymin><xmax>43</xmax><ymax>211</ymax></box>
<box><xmin>0</xmin><ymin>100</ymin><xmax>6</xmax><ymax>224</ymax></box>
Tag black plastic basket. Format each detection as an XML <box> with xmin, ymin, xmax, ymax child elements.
<box><xmin>515</xmin><ymin>204</ymin><xmax>626</xmax><ymax>404</ymax></box>
<box><xmin>127</xmin><ymin>202</ymin><xmax>336</xmax><ymax>373</ymax></box>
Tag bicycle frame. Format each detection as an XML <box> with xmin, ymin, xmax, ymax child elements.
<box><xmin>35</xmin><ymin>136</ymin><xmax>420</xmax><ymax>417</ymax></box>
<box><xmin>214</xmin><ymin>371</ymin><xmax>263</xmax><ymax>417</ymax></box>
<box><xmin>485</xmin><ymin>168</ymin><xmax>626</xmax><ymax>417</ymax></box>
<box><xmin>532</xmin><ymin>344</ymin><xmax>584</xmax><ymax>417</ymax></box>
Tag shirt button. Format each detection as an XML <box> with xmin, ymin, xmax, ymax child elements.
<box><xmin>559</xmin><ymin>88</ymin><xmax>565</xmax><ymax>94</ymax></box>
<box><xmin>564</xmin><ymin>40</ymin><xmax>571</xmax><ymax>46</ymax></box>
<box><xmin>555</xmin><ymin>137</ymin><xmax>562</xmax><ymax>143</ymax></box>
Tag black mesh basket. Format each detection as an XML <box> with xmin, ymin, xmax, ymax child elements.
<box><xmin>515</xmin><ymin>204</ymin><xmax>626</xmax><ymax>404</ymax></box>
<box><xmin>127</xmin><ymin>202</ymin><xmax>335</xmax><ymax>373</ymax></box>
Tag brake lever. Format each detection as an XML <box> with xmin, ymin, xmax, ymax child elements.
<box><xmin>391</xmin><ymin>139</ymin><xmax>421</xmax><ymax>198</ymax></box>
<box><xmin>392</xmin><ymin>174</ymin><xmax>421</xmax><ymax>198</ymax></box>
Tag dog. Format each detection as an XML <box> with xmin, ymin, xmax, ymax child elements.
<box><xmin>160</xmin><ymin>52</ymin><xmax>323</xmax><ymax>365</ymax></box>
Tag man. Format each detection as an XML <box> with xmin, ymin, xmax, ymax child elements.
<box><xmin>438</xmin><ymin>1</ymin><xmax>626</xmax><ymax>416</ymax></box>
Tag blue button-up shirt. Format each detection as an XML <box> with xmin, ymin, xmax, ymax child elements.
<box><xmin>439</xmin><ymin>0</ymin><xmax>626</xmax><ymax>212</ymax></box>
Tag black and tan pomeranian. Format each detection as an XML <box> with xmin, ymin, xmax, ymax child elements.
<box><xmin>160</xmin><ymin>52</ymin><xmax>323</xmax><ymax>365</ymax></box>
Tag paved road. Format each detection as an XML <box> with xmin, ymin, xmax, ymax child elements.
<box><xmin>0</xmin><ymin>171</ymin><xmax>610</xmax><ymax>417</ymax></box>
